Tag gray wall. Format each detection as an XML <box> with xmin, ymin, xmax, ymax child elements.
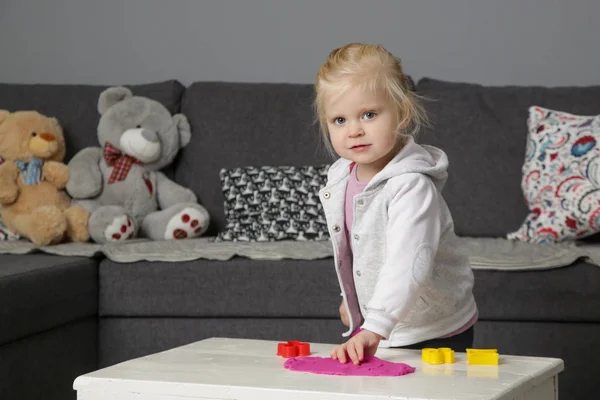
<box><xmin>1</xmin><ymin>0</ymin><xmax>598</xmax><ymax>87</ymax></box>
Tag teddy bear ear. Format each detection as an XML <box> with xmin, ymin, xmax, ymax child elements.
<box><xmin>173</xmin><ymin>114</ymin><xmax>191</xmax><ymax>148</ymax></box>
<box><xmin>0</xmin><ymin>110</ymin><xmax>10</xmax><ymax>125</ymax></box>
<box><xmin>98</xmin><ymin>86</ymin><xmax>133</xmax><ymax>115</ymax></box>
<box><xmin>50</xmin><ymin>117</ymin><xmax>63</xmax><ymax>133</ymax></box>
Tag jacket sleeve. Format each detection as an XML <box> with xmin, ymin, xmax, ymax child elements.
<box><xmin>361</xmin><ymin>174</ymin><xmax>442</xmax><ymax>339</ymax></box>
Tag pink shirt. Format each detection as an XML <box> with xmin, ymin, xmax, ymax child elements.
<box><xmin>345</xmin><ymin>163</ymin><xmax>369</xmax><ymax>243</ymax></box>
<box><xmin>344</xmin><ymin>162</ymin><xmax>477</xmax><ymax>340</ymax></box>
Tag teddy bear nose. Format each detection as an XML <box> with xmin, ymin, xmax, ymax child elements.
<box><xmin>39</xmin><ymin>132</ymin><xmax>56</xmax><ymax>142</ymax></box>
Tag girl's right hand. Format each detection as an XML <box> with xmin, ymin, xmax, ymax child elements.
<box><xmin>331</xmin><ymin>329</ymin><xmax>383</xmax><ymax>365</ymax></box>
<box><xmin>339</xmin><ymin>299</ymin><xmax>350</xmax><ymax>327</ymax></box>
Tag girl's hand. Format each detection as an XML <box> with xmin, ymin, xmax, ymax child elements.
<box><xmin>330</xmin><ymin>330</ymin><xmax>383</xmax><ymax>365</ymax></box>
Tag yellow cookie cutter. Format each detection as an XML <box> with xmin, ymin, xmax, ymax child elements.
<box><xmin>466</xmin><ymin>348</ymin><xmax>499</xmax><ymax>365</ymax></box>
<box><xmin>421</xmin><ymin>347</ymin><xmax>455</xmax><ymax>364</ymax></box>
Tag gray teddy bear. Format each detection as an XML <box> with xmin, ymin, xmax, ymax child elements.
<box><xmin>66</xmin><ymin>86</ymin><xmax>209</xmax><ymax>244</ymax></box>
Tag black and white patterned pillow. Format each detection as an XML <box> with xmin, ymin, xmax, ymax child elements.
<box><xmin>216</xmin><ymin>165</ymin><xmax>331</xmax><ymax>242</ymax></box>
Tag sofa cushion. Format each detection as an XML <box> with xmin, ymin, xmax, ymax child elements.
<box><xmin>0</xmin><ymin>80</ymin><xmax>185</xmax><ymax>162</ymax></box>
<box><xmin>99</xmin><ymin>257</ymin><xmax>340</xmax><ymax>318</ymax></box>
<box><xmin>0</xmin><ymin>318</ymin><xmax>97</xmax><ymax>400</ymax></box>
<box><xmin>474</xmin><ymin>261</ymin><xmax>600</xmax><ymax>322</ymax></box>
<box><xmin>0</xmin><ymin>254</ymin><xmax>98</xmax><ymax>346</ymax></box>
<box><xmin>416</xmin><ymin>78</ymin><xmax>600</xmax><ymax>237</ymax></box>
<box><xmin>99</xmin><ymin>253</ymin><xmax>600</xmax><ymax>323</ymax></box>
<box><xmin>178</xmin><ymin>82</ymin><xmax>332</xmax><ymax>236</ymax></box>
<box><xmin>100</xmin><ymin>255</ymin><xmax>600</xmax><ymax>323</ymax></box>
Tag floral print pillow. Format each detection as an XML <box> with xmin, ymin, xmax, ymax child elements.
<box><xmin>508</xmin><ymin>106</ymin><xmax>600</xmax><ymax>243</ymax></box>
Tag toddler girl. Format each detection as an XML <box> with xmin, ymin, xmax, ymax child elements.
<box><xmin>315</xmin><ymin>43</ymin><xmax>478</xmax><ymax>365</ymax></box>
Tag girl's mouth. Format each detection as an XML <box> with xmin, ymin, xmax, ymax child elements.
<box><xmin>351</xmin><ymin>144</ymin><xmax>370</xmax><ymax>152</ymax></box>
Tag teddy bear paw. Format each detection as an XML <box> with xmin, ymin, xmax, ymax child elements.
<box><xmin>164</xmin><ymin>207</ymin><xmax>208</xmax><ymax>240</ymax></box>
<box><xmin>0</xmin><ymin>185</ymin><xmax>19</xmax><ymax>205</ymax></box>
<box><xmin>64</xmin><ymin>206</ymin><xmax>91</xmax><ymax>243</ymax></box>
<box><xmin>105</xmin><ymin>215</ymin><xmax>136</xmax><ymax>242</ymax></box>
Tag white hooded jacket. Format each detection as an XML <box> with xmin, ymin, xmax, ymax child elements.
<box><xmin>319</xmin><ymin>137</ymin><xmax>477</xmax><ymax>347</ymax></box>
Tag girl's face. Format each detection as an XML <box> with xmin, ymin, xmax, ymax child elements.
<box><xmin>325</xmin><ymin>83</ymin><xmax>399</xmax><ymax>181</ymax></box>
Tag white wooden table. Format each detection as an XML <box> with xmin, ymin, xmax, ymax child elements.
<box><xmin>73</xmin><ymin>337</ymin><xmax>564</xmax><ymax>400</ymax></box>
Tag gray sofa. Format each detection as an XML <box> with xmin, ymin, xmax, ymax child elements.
<box><xmin>1</xmin><ymin>78</ymin><xmax>599</xmax><ymax>400</ymax></box>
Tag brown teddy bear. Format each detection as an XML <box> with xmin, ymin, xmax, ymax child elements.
<box><xmin>0</xmin><ymin>110</ymin><xmax>90</xmax><ymax>245</ymax></box>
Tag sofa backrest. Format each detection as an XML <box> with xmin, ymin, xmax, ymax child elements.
<box><xmin>416</xmin><ymin>78</ymin><xmax>600</xmax><ymax>237</ymax></box>
<box><xmin>5</xmin><ymin>77</ymin><xmax>600</xmax><ymax>239</ymax></box>
<box><xmin>178</xmin><ymin>82</ymin><xmax>332</xmax><ymax>236</ymax></box>
<box><xmin>0</xmin><ymin>80</ymin><xmax>185</xmax><ymax>162</ymax></box>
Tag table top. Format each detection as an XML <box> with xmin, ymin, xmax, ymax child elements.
<box><xmin>73</xmin><ymin>337</ymin><xmax>564</xmax><ymax>400</ymax></box>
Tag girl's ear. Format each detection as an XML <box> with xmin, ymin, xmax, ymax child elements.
<box><xmin>397</xmin><ymin>107</ymin><xmax>413</xmax><ymax>131</ymax></box>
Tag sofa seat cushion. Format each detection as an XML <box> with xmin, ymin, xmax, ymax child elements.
<box><xmin>474</xmin><ymin>261</ymin><xmax>600</xmax><ymax>322</ymax></box>
<box><xmin>100</xmin><ymin>255</ymin><xmax>599</xmax><ymax>323</ymax></box>
<box><xmin>99</xmin><ymin>257</ymin><xmax>340</xmax><ymax>318</ymax></box>
<box><xmin>0</xmin><ymin>254</ymin><xmax>98</xmax><ymax>346</ymax></box>
<box><xmin>416</xmin><ymin>78</ymin><xmax>600</xmax><ymax>237</ymax></box>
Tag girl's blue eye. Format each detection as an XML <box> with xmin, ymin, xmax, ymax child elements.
<box><xmin>364</xmin><ymin>112</ymin><xmax>376</xmax><ymax>119</ymax></box>
<box><xmin>334</xmin><ymin>117</ymin><xmax>345</xmax><ymax>125</ymax></box>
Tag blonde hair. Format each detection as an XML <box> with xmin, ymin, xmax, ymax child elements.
<box><xmin>314</xmin><ymin>43</ymin><xmax>429</xmax><ymax>156</ymax></box>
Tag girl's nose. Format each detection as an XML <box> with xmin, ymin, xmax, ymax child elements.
<box><xmin>348</xmin><ymin>122</ymin><xmax>364</xmax><ymax>137</ymax></box>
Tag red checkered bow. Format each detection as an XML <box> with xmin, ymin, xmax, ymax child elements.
<box><xmin>103</xmin><ymin>142</ymin><xmax>141</xmax><ymax>184</ymax></box>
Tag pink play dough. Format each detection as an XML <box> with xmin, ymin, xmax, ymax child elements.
<box><xmin>284</xmin><ymin>355</ymin><xmax>416</xmax><ymax>376</ymax></box>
